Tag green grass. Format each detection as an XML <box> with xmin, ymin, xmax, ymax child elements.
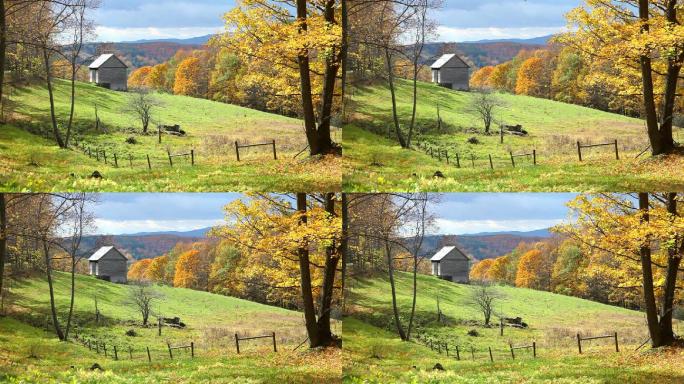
<box><xmin>343</xmin><ymin>272</ymin><xmax>684</xmax><ymax>383</ymax></box>
<box><xmin>0</xmin><ymin>272</ymin><xmax>341</xmax><ymax>383</ymax></box>
<box><xmin>0</xmin><ymin>80</ymin><xmax>341</xmax><ymax>191</ymax></box>
<box><xmin>343</xmin><ymin>79</ymin><xmax>684</xmax><ymax>191</ymax></box>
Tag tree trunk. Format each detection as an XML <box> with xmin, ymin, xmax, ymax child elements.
<box><xmin>340</xmin><ymin>0</ymin><xmax>348</xmax><ymax>123</ymax></box>
<box><xmin>44</xmin><ymin>241</ymin><xmax>65</xmax><ymax>341</ymax></box>
<box><xmin>658</xmin><ymin>193</ymin><xmax>680</xmax><ymax>345</ymax></box>
<box><xmin>296</xmin><ymin>0</ymin><xmax>324</xmax><ymax>156</ymax></box>
<box><xmin>0</xmin><ymin>193</ymin><xmax>6</xmax><ymax>312</ymax></box>
<box><xmin>385</xmin><ymin>48</ymin><xmax>407</xmax><ymax>148</ymax></box>
<box><xmin>296</xmin><ymin>193</ymin><xmax>321</xmax><ymax>347</ymax></box>
<box><xmin>64</xmin><ymin>255</ymin><xmax>76</xmax><ymax>340</ymax></box>
<box><xmin>65</xmin><ymin>64</ymin><xmax>77</xmax><ymax>147</ymax></box>
<box><xmin>386</xmin><ymin>241</ymin><xmax>406</xmax><ymax>340</ymax></box>
<box><xmin>315</xmin><ymin>0</ymin><xmax>339</xmax><ymax>154</ymax></box>
<box><xmin>0</xmin><ymin>0</ymin><xmax>6</xmax><ymax>122</ymax></box>
<box><xmin>43</xmin><ymin>48</ymin><xmax>65</xmax><ymax>148</ymax></box>
<box><xmin>638</xmin><ymin>0</ymin><xmax>673</xmax><ymax>155</ymax></box>
<box><xmin>316</xmin><ymin>193</ymin><xmax>340</xmax><ymax>345</ymax></box>
<box><xmin>638</xmin><ymin>193</ymin><xmax>662</xmax><ymax>347</ymax></box>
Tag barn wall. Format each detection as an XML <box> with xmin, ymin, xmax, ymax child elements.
<box><xmin>436</xmin><ymin>67</ymin><xmax>470</xmax><ymax>91</ymax></box>
<box><xmin>437</xmin><ymin>258</ymin><xmax>470</xmax><ymax>283</ymax></box>
<box><xmin>95</xmin><ymin>67</ymin><xmax>128</xmax><ymax>91</ymax></box>
<box><xmin>95</xmin><ymin>252</ymin><xmax>128</xmax><ymax>283</ymax></box>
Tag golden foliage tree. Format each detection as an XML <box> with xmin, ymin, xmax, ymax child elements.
<box><xmin>515</xmin><ymin>249</ymin><xmax>545</xmax><ymax>289</ymax></box>
<box><xmin>128</xmin><ymin>66</ymin><xmax>153</xmax><ymax>89</ymax></box>
<box><xmin>469</xmin><ymin>258</ymin><xmax>495</xmax><ymax>282</ymax></box>
<box><xmin>173</xmin><ymin>249</ymin><xmax>202</xmax><ymax>288</ymax></box>
<box><xmin>515</xmin><ymin>57</ymin><xmax>546</xmax><ymax>96</ymax></box>
<box><xmin>470</xmin><ymin>66</ymin><xmax>495</xmax><ymax>90</ymax></box>
<box><xmin>148</xmin><ymin>63</ymin><xmax>169</xmax><ymax>91</ymax></box>
<box><xmin>128</xmin><ymin>258</ymin><xmax>152</xmax><ymax>282</ymax></box>
<box><xmin>173</xmin><ymin>57</ymin><xmax>202</xmax><ymax>97</ymax></box>
<box><xmin>145</xmin><ymin>255</ymin><xmax>168</xmax><ymax>283</ymax></box>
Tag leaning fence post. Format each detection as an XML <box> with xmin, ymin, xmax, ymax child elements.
<box><xmin>168</xmin><ymin>342</ymin><xmax>173</xmax><ymax>359</ymax></box>
<box><xmin>455</xmin><ymin>345</ymin><xmax>460</xmax><ymax>361</ymax></box>
<box><xmin>272</xmin><ymin>332</ymin><xmax>277</xmax><ymax>352</ymax></box>
<box><xmin>235</xmin><ymin>333</ymin><xmax>240</xmax><ymax>354</ymax></box>
<box><xmin>614</xmin><ymin>332</ymin><xmax>619</xmax><ymax>352</ymax></box>
<box><xmin>577</xmin><ymin>141</ymin><xmax>582</xmax><ymax>161</ymax></box>
<box><xmin>577</xmin><ymin>333</ymin><xmax>582</xmax><ymax>354</ymax></box>
<box><xmin>489</xmin><ymin>154</ymin><xmax>494</xmax><ymax>170</ymax></box>
<box><xmin>489</xmin><ymin>346</ymin><xmax>494</xmax><ymax>362</ymax></box>
<box><xmin>167</xmin><ymin>150</ymin><xmax>173</xmax><ymax>166</ymax></box>
<box><xmin>114</xmin><ymin>345</ymin><xmax>118</xmax><ymax>360</ymax></box>
<box><xmin>614</xmin><ymin>139</ymin><xmax>619</xmax><ymax>160</ymax></box>
<box><xmin>272</xmin><ymin>139</ymin><xmax>277</xmax><ymax>160</ymax></box>
<box><xmin>147</xmin><ymin>154</ymin><xmax>151</xmax><ymax>170</ymax></box>
<box><xmin>510</xmin><ymin>152</ymin><xmax>515</xmax><ymax>167</ymax></box>
<box><xmin>147</xmin><ymin>346</ymin><xmax>151</xmax><ymax>363</ymax></box>
<box><xmin>455</xmin><ymin>153</ymin><xmax>461</xmax><ymax>168</ymax></box>
<box><xmin>114</xmin><ymin>153</ymin><xmax>118</xmax><ymax>168</ymax></box>
<box><xmin>510</xmin><ymin>343</ymin><xmax>515</xmax><ymax>359</ymax></box>
<box><xmin>235</xmin><ymin>141</ymin><xmax>241</xmax><ymax>162</ymax></box>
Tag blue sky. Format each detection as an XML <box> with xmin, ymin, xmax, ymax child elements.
<box><xmin>430</xmin><ymin>193</ymin><xmax>577</xmax><ymax>235</ymax></box>
<box><xmin>91</xmin><ymin>193</ymin><xmax>240</xmax><ymax>235</ymax></box>
<box><xmin>433</xmin><ymin>0</ymin><xmax>581</xmax><ymax>42</ymax></box>
<box><xmin>91</xmin><ymin>0</ymin><xmax>582</xmax><ymax>42</ymax></box>
<box><xmin>89</xmin><ymin>193</ymin><xmax>576</xmax><ymax>236</ymax></box>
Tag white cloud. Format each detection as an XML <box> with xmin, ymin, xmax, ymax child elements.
<box><xmin>432</xmin><ymin>218</ymin><xmax>566</xmax><ymax>235</ymax></box>
<box><xmin>94</xmin><ymin>26</ymin><xmax>222</xmax><ymax>42</ymax></box>
<box><xmin>436</xmin><ymin>26</ymin><xmax>566</xmax><ymax>42</ymax></box>
<box><xmin>94</xmin><ymin>219</ymin><xmax>224</xmax><ymax>235</ymax></box>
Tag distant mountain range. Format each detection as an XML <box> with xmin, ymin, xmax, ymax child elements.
<box><xmin>416</xmin><ymin>229</ymin><xmax>554</xmax><ymax>261</ymax></box>
<box><xmin>461</xmin><ymin>35</ymin><xmax>553</xmax><ymax>45</ymax></box>
<box><xmin>123</xmin><ymin>34</ymin><xmax>215</xmax><ymax>45</ymax></box>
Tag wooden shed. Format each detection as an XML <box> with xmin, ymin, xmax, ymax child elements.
<box><xmin>430</xmin><ymin>245</ymin><xmax>475</xmax><ymax>283</ymax></box>
<box><xmin>88</xmin><ymin>54</ymin><xmax>128</xmax><ymax>91</ymax></box>
<box><xmin>88</xmin><ymin>246</ymin><xmax>128</xmax><ymax>283</ymax></box>
<box><xmin>431</xmin><ymin>54</ymin><xmax>470</xmax><ymax>91</ymax></box>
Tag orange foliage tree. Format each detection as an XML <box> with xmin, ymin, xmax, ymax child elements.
<box><xmin>470</xmin><ymin>66</ymin><xmax>495</xmax><ymax>90</ymax></box>
<box><xmin>470</xmin><ymin>259</ymin><xmax>495</xmax><ymax>282</ymax></box>
<box><xmin>515</xmin><ymin>249</ymin><xmax>547</xmax><ymax>289</ymax></box>
<box><xmin>173</xmin><ymin>57</ymin><xmax>203</xmax><ymax>97</ymax></box>
<box><xmin>128</xmin><ymin>258</ymin><xmax>152</xmax><ymax>281</ymax></box>
<box><xmin>128</xmin><ymin>66</ymin><xmax>152</xmax><ymax>88</ymax></box>
<box><xmin>148</xmin><ymin>63</ymin><xmax>170</xmax><ymax>91</ymax></box>
<box><xmin>515</xmin><ymin>57</ymin><xmax>547</xmax><ymax>96</ymax></box>
<box><xmin>145</xmin><ymin>255</ymin><xmax>168</xmax><ymax>283</ymax></box>
<box><xmin>173</xmin><ymin>249</ymin><xmax>202</xmax><ymax>288</ymax></box>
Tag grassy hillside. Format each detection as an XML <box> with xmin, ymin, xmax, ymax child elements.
<box><xmin>1</xmin><ymin>272</ymin><xmax>341</xmax><ymax>383</ymax></box>
<box><xmin>344</xmin><ymin>272</ymin><xmax>684</xmax><ymax>383</ymax></box>
<box><xmin>0</xmin><ymin>80</ymin><xmax>340</xmax><ymax>191</ymax></box>
<box><xmin>343</xmin><ymin>80</ymin><xmax>684</xmax><ymax>191</ymax></box>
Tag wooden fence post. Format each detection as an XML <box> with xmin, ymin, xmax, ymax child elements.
<box><xmin>147</xmin><ymin>346</ymin><xmax>151</xmax><ymax>363</ymax></box>
<box><xmin>533</xmin><ymin>342</ymin><xmax>537</xmax><ymax>358</ymax></box>
<box><xmin>272</xmin><ymin>332</ymin><xmax>277</xmax><ymax>352</ymax></box>
<box><xmin>533</xmin><ymin>149</ymin><xmax>537</xmax><ymax>165</ymax></box>
<box><xmin>103</xmin><ymin>343</ymin><xmax>107</xmax><ymax>357</ymax></box>
<box><xmin>430</xmin><ymin>147</ymin><xmax>434</xmax><ymax>158</ymax></box>
<box><xmin>158</xmin><ymin>126</ymin><xmax>162</xmax><ymax>144</ymax></box>
<box><xmin>577</xmin><ymin>141</ymin><xmax>582</xmax><ymax>161</ymax></box>
<box><xmin>147</xmin><ymin>154</ymin><xmax>151</xmax><ymax>170</ymax></box>
<box><xmin>445</xmin><ymin>343</ymin><xmax>449</xmax><ymax>357</ymax></box>
<box><xmin>489</xmin><ymin>154</ymin><xmax>494</xmax><ymax>170</ymax></box>
<box><xmin>167</xmin><ymin>150</ymin><xmax>173</xmax><ymax>166</ymax></box>
<box><xmin>272</xmin><ymin>139</ymin><xmax>277</xmax><ymax>160</ymax></box>
<box><xmin>614</xmin><ymin>139</ymin><xmax>619</xmax><ymax>160</ymax></box>
<box><xmin>191</xmin><ymin>150</ymin><xmax>195</xmax><ymax>166</ymax></box>
<box><xmin>168</xmin><ymin>342</ymin><xmax>173</xmax><ymax>359</ymax></box>
<box><xmin>96</xmin><ymin>342</ymin><xmax>100</xmax><ymax>354</ymax></box>
<box><xmin>437</xmin><ymin>342</ymin><xmax>441</xmax><ymax>354</ymax></box>
<box><xmin>191</xmin><ymin>342</ymin><xmax>195</xmax><ymax>358</ymax></box>
<box><xmin>510</xmin><ymin>343</ymin><xmax>515</xmax><ymax>359</ymax></box>
<box><xmin>455</xmin><ymin>153</ymin><xmax>461</xmax><ymax>168</ymax></box>
<box><xmin>500</xmin><ymin>319</ymin><xmax>504</xmax><ymax>336</ymax></box>
<box><xmin>445</xmin><ymin>151</ymin><xmax>449</xmax><ymax>164</ymax></box>
<box><xmin>455</xmin><ymin>345</ymin><xmax>460</xmax><ymax>361</ymax></box>
<box><xmin>489</xmin><ymin>346</ymin><xmax>493</xmax><ymax>362</ymax></box>
<box><xmin>103</xmin><ymin>150</ymin><xmax>107</xmax><ymax>164</ymax></box>
<box><xmin>614</xmin><ymin>332</ymin><xmax>619</xmax><ymax>352</ymax></box>
<box><xmin>577</xmin><ymin>333</ymin><xmax>582</xmax><ymax>354</ymax></box>
<box><xmin>235</xmin><ymin>141</ymin><xmax>241</xmax><ymax>161</ymax></box>
<box><xmin>114</xmin><ymin>153</ymin><xmax>118</xmax><ymax>168</ymax></box>
<box><xmin>158</xmin><ymin>318</ymin><xmax>162</xmax><ymax>336</ymax></box>
<box><xmin>235</xmin><ymin>333</ymin><xmax>240</xmax><ymax>354</ymax></box>
<box><xmin>510</xmin><ymin>152</ymin><xmax>515</xmax><ymax>167</ymax></box>
<box><xmin>96</xmin><ymin>150</ymin><xmax>100</xmax><ymax>161</ymax></box>
<box><xmin>114</xmin><ymin>345</ymin><xmax>118</xmax><ymax>360</ymax></box>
